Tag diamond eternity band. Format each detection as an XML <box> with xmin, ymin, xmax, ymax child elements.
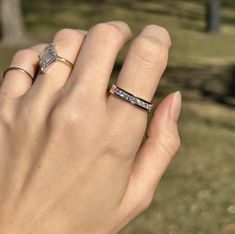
<box><xmin>109</xmin><ymin>84</ymin><xmax>153</xmax><ymax>112</ymax></box>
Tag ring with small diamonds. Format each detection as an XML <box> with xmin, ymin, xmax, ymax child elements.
<box><xmin>109</xmin><ymin>84</ymin><xmax>154</xmax><ymax>112</ymax></box>
<box><xmin>38</xmin><ymin>42</ymin><xmax>74</xmax><ymax>74</ymax></box>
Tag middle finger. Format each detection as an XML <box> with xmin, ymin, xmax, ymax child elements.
<box><xmin>64</xmin><ymin>21</ymin><xmax>132</xmax><ymax>98</ymax></box>
<box><xmin>108</xmin><ymin>25</ymin><xmax>171</xmax><ymax>115</ymax></box>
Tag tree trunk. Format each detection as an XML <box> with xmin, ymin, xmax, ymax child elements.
<box><xmin>206</xmin><ymin>0</ymin><xmax>221</xmax><ymax>32</ymax></box>
<box><xmin>1</xmin><ymin>0</ymin><xmax>28</xmax><ymax>46</ymax></box>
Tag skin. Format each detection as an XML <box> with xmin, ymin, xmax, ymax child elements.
<box><xmin>0</xmin><ymin>21</ymin><xmax>181</xmax><ymax>234</ymax></box>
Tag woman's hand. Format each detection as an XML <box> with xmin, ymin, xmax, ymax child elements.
<box><xmin>0</xmin><ymin>21</ymin><xmax>181</xmax><ymax>234</ymax></box>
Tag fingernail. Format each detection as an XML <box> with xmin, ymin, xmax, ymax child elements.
<box><xmin>170</xmin><ymin>91</ymin><xmax>182</xmax><ymax>122</ymax></box>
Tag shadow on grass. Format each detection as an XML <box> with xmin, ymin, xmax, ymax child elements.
<box><xmin>228</xmin><ymin>66</ymin><xmax>235</xmax><ymax>97</ymax></box>
<box><xmin>164</xmin><ymin>63</ymin><xmax>235</xmax><ymax>107</ymax></box>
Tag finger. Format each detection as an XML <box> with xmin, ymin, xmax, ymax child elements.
<box><xmin>119</xmin><ymin>92</ymin><xmax>181</xmax><ymax>218</ymax></box>
<box><xmin>65</xmin><ymin>21</ymin><xmax>132</xmax><ymax>98</ymax></box>
<box><xmin>108</xmin><ymin>25</ymin><xmax>171</xmax><ymax>113</ymax></box>
<box><xmin>27</xmin><ymin>29</ymin><xmax>87</xmax><ymax>99</ymax></box>
<box><xmin>0</xmin><ymin>44</ymin><xmax>46</xmax><ymax>98</ymax></box>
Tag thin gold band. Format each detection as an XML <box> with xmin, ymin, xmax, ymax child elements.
<box><xmin>3</xmin><ymin>67</ymin><xmax>34</xmax><ymax>81</ymax></box>
<box><xmin>56</xmin><ymin>56</ymin><xmax>74</xmax><ymax>69</ymax></box>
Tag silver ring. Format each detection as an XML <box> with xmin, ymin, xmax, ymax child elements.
<box><xmin>38</xmin><ymin>42</ymin><xmax>74</xmax><ymax>73</ymax></box>
<box><xmin>109</xmin><ymin>84</ymin><xmax>154</xmax><ymax>112</ymax></box>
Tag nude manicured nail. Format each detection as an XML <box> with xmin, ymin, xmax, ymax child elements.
<box><xmin>170</xmin><ymin>91</ymin><xmax>182</xmax><ymax>122</ymax></box>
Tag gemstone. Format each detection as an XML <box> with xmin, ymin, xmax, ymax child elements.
<box><xmin>124</xmin><ymin>94</ymin><xmax>129</xmax><ymax>100</ymax></box>
<box><xmin>116</xmin><ymin>89</ymin><xmax>122</xmax><ymax>95</ymax></box>
<box><xmin>119</xmin><ymin>91</ymin><xmax>124</xmax><ymax>97</ymax></box>
<box><xmin>39</xmin><ymin>43</ymin><xmax>57</xmax><ymax>73</ymax></box>
<box><xmin>129</xmin><ymin>96</ymin><xmax>136</xmax><ymax>104</ymax></box>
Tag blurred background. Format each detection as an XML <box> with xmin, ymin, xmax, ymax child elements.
<box><xmin>0</xmin><ymin>0</ymin><xmax>235</xmax><ymax>233</ymax></box>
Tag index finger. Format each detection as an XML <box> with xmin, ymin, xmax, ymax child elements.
<box><xmin>108</xmin><ymin>25</ymin><xmax>171</xmax><ymax>112</ymax></box>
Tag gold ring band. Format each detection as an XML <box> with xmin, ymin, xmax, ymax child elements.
<box><xmin>56</xmin><ymin>56</ymin><xmax>74</xmax><ymax>69</ymax></box>
<box><xmin>3</xmin><ymin>67</ymin><xmax>34</xmax><ymax>81</ymax></box>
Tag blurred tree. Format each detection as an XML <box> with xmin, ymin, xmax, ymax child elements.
<box><xmin>206</xmin><ymin>0</ymin><xmax>221</xmax><ymax>32</ymax></box>
<box><xmin>0</xmin><ymin>0</ymin><xmax>28</xmax><ymax>46</ymax></box>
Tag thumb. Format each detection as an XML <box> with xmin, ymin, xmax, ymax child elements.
<box><xmin>119</xmin><ymin>91</ymin><xmax>181</xmax><ymax>220</ymax></box>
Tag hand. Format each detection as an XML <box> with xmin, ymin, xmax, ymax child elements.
<box><xmin>0</xmin><ymin>21</ymin><xmax>181</xmax><ymax>234</ymax></box>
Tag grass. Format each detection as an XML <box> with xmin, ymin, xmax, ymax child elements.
<box><xmin>1</xmin><ymin>0</ymin><xmax>235</xmax><ymax>233</ymax></box>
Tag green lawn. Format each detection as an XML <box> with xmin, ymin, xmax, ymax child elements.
<box><xmin>1</xmin><ymin>0</ymin><xmax>235</xmax><ymax>233</ymax></box>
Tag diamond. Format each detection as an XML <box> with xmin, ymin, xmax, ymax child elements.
<box><xmin>39</xmin><ymin>43</ymin><xmax>57</xmax><ymax>73</ymax></box>
<box><xmin>116</xmin><ymin>89</ymin><xmax>121</xmax><ymax>95</ymax></box>
<box><xmin>124</xmin><ymin>94</ymin><xmax>129</xmax><ymax>100</ymax></box>
<box><xmin>129</xmin><ymin>96</ymin><xmax>136</xmax><ymax>104</ymax></box>
<box><xmin>119</xmin><ymin>90</ymin><xmax>124</xmax><ymax>97</ymax></box>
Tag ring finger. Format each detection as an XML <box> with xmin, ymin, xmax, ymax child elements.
<box><xmin>27</xmin><ymin>29</ymin><xmax>87</xmax><ymax>100</ymax></box>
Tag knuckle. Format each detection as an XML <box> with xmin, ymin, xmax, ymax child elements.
<box><xmin>170</xmin><ymin>131</ymin><xmax>181</xmax><ymax>152</ymax></box>
<box><xmin>13</xmin><ymin>49</ymin><xmax>36</xmax><ymax>61</ymax></box>
<box><xmin>19</xmin><ymin>102</ymin><xmax>44</xmax><ymax>124</ymax></box>
<box><xmin>54</xmin><ymin>28</ymin><xmax>84</xmax><ymax>43</ymax></box>
<box><xmin>112</xmin><ymin>20</ymin><xmax>130</xmax><ymax>31</ymax></box>
<box><xmin>132</xmin><ymin>36</ymin><xmax>166</xmax><ymax>66</ymax></box>
<box><xmin>160</xmin><ymin>129</ymin><xmax>181</xmax><ymax>158</ymax></box>
<box><xmin>101</xmin><ymin>124</ymin><xmax>133</xmax><ymax>158</ymax></box>
<box><xmin>142</xmin><ymin>24</ymin><xmax>171</xmax><ymax>48</ymax></box>
<box><xmin>175</xmin><ymin>134</ymin><xmax>181</xmax><ymax>151</ymax></box>
<box><xmin>49</xmin><ymin>104</ymin><xmax>80</xmax><ymax>128</ymax></box>
<box><xmin>137</xmin><ymin>193</ymin><xmax>153</xmax><ymax>213</ymax></box>
<box><xmin>110</xmin><ymin>20</ymin><xmax>132</xmax><ymax>36</ymax></box>
<box><xmin>103</xmin><ymin>129</ymin><xmax>124</xmax><ymax>156</ymax></box>
<box><xmin>0</xmin><ymin>100</ymin><xmax>15</xmax><ymax>127</ymax></box>
<box><xmin>91</xmin><ymin>23</ymin><xmax>123</xmax><ymax>43</ymax></box>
